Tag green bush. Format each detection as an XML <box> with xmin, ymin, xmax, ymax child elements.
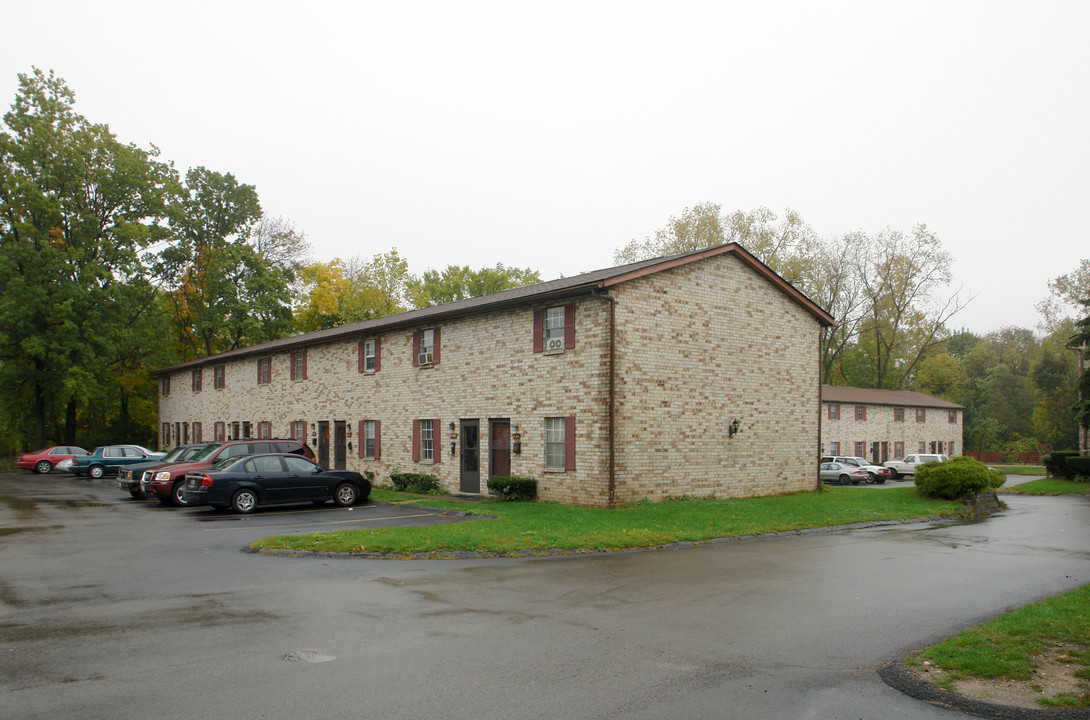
<box><xmin>1066</xmin><ymin>456</ymin><xmax>1090</xmax><ymax>480</ymax></box>
<box><xmin>487</xmin><ymin>475</ymin><xmax>538</xmax><ymax>501</ymax></box>
<box><xmin>915</xmin><ymin>456</ymin><xmax>1005</xmax><ymax>500</ymax></box>
<box><xmin>389</xmin><ymin>472</ymin><xmax>441</xmax><ymax>494</ymax></box>
<box><xmin>1043</xmin><ymin>451</ymin><xmax>1081</xmax><ymax>479</ymax></box>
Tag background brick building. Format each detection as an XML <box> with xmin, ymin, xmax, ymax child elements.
<box><xmin>820</xmin><ymin>385</ymin><xmax>964</xmax><ymax>464</ymax></box>
<box><xmin>154</xmin><ymin>244</ymin><xmax>834</xmax><ymax>506</ymax></box>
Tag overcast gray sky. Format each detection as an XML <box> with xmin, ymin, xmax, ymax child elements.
<box><xmin>2</xmin><ymin>1</ymin><xmax>1087</xmax><ymax>335</ymax></box>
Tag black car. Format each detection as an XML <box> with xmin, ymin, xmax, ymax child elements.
<box><xmin>182</xmin><ymin>453</ymin><xmax>371</xmax><ymax>514</ymax></box>
<box><xmin>118</xmin><ymin>443</ymin><xmax>210</xmax><ymax>498</ymax></box>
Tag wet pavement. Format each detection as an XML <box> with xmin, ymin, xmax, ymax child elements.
<box><xmin>1</xmin><ymin>471</ymin><xmax>1088</xmax><ymax>720</ymax></box>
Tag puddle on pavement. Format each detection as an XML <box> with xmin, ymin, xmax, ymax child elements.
<box><xmin>282</xmin><ymin>650</ymin><xmax>336</xmax><ymax>663</ymax></box>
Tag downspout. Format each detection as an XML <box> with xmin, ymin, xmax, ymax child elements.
<box><xmin>592</xmin><ymin>288</ymin><xmax>616</xmax><ymax>506</ymax></box>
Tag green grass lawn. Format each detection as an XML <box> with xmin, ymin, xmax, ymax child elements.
<box><xmin>1005</xmin><ymin>479</ymin><xmax>1090</xmax><ymax>495</ymax></box>
<box><xmin>991</xmin><ymin>464</ymin><xmax>1047</xmax><ymax>476</ymax></box>
<box><xmin>251</xmin><ymin>486</ymin><xmax>965</xmax><ymax>556</ymax></box>
<box><xmin>909</xmin><ymin>584</ymin><xmax>1090</xmax><ymax>708</ymax></box>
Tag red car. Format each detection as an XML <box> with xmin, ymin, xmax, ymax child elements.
<box><xmin>16</xmin><ymin>445</ymin><xmax>90</xmax><ymax>474</ymax></box>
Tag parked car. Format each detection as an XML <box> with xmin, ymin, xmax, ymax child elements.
<box><xmin>883</xmin><ymin>454</ymin><xmax>949</xmax><ymax>479</ymax></box>
<box><xmin>142</xmin><ymin>438</ymin><xmax>316</xmax><ymax>507</ymax></box>
<box><xmin>819</xmin><ymin>461</ymin><xmax>871</xmax><ymax>486</ymax></box>
<box><xmin>820</xmin><ymin>456</ymin><xmax>892</xmax><ymax>484</ymax></box>
<box><xmin>183</xmin><ymin>453</ymin><xmax>371</xmax><ymax>513</ymax></box>
<box><xmin>16</xmin><ymin>445</ymin><xmax>89</xmax><ymax>474</ymax></box>
<box><xmin>72</xmin><ymin>445</ymin><xmax>167</xmax><ymax>479</ymax></box>
<box><xmin>117</xmin><ymin>444</ymin><xmax>211</xmax><ymax>498</ymax></box>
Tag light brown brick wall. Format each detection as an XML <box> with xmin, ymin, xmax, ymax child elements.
<box><xmin>609</xmin><ymin>253</ymin><xmax>823</xmax><ymax>501</ymax></box>
<box><xmin>821</xmin><ymin>403</ymin><xmax>963</xmax><ymax>462</ymax></box>
<box><xmin>158</xmin><ymin>253</ymin><xmax>825</xmax><ymax>505</ymax></box>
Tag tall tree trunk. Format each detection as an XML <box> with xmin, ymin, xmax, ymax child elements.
<box><xmin>65</xmin><ymin>398</ymin><xmax>77</xmax><ymax>445</ymax></box>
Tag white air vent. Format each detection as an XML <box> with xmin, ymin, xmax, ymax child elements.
<box><xmin>545</xmin><ymin>338</ymin><xmax>564</xmax><ymax>352</ymax></box>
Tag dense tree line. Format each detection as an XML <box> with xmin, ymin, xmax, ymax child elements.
<box><xmin>619</xmin><ymin>204</ymin><xmax>1089</xmax><ymax>454</ymax></box>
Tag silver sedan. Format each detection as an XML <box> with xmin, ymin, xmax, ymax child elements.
<box><xmin>819</xmin><ymin>461</ymin><xmax>870</xmax><ymax>486</ymax></box>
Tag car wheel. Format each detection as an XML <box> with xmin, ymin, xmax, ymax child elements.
<box><xmin>839</xmin><ymin>474</ymin><xmax>852</xmax><ymax>486</ymax></box>
<box><xmin>892</xmin><ymin>471</ymin><xmax>903</xmax><ymax>480</ymax></box>
<box><xmin>35</xmin><ymin>460</ymin><xmax>52</xmax><ymax>474</ymax></box>
<box><xmin>874</xmin><ymin>476</ymin><xmax>886</xmax><ymax>485</ymax></box>
<box><xmin>333</xmin><ymin>483</ymin><xmax>357</xmax><ymax>507</ymax></box>
<box><xmin>89</xmin><ymin>464</ymin><xmax>105</xmax><ymax>479</ymax></box>
<box><xmin>129</xmin><ymin>489</ymin><xmax>144</xmax><ymax>499</ymax></box>
<box><xmin>171</xmin><ymin>481</ymin><xmax>189</xmax><ymax>507</ymax></box>
<box><xmin>231</xmin><ymin>489</ymin><xmax>258</xmax><ymax>514</ymax></box>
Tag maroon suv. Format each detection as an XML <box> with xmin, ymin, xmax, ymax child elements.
<box><xmin>141</xmin><ymin>439</ymin><xmax>316</xmax><ymax>506</ymax></box>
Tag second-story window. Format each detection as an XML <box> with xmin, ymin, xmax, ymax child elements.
<box><xmin>855</xmin><ymin>405</ymin><xmax>866</xmax><ymax>421</ymax></box>
<box><xmin>257</xmin><ymin>357</ymin><xmax>271</xmax><ymax>385</ymax></box>
<box><xmin>290</xmin><ymin>349</ymin><xmax>307</xmax><ymax>381</ymax></box>
<box><xmin>214</xmin><ymin>364</ymin><xmax>226</xmax><ymax>389</ymax></box>
<box><xmin>916</xmin><ymin>408</ymin><xmax>926</xmax><ymax>423</ymax></box>
<box><xmin>192</xmin><ymin>369</ymin><xmax>202</xmax><ymax>392</ymax></box>
<box><xmin>894</xmin><ymin>407</ymin><xmax>904</xmax><ymax>422</ymax></box>
<box><xmin>413</xmin><ymin>328</ymin><xmax>440</xmax><ymax>367</ymax></box>
<box><xmin>828</xmin><ymin>404</ymin><xmax>839</xmax><ymax>420</ymax></box>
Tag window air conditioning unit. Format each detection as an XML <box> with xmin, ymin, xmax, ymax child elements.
<box><xmin>546</xmin><ymin>337</ymin><xmax>564</xmax><ymax>352</ymax></box>
<box><xmin>418</xmin><ymin>352</ymin><xmax>433</xmax><ymax>365</ymax></box>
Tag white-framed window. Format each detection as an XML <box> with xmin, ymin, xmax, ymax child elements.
<box><xmin>419</xmin><ymin>329</ymin><xmax>434</xmax><ymax>365</ymax></box>
<box><xmin>855</xmin><ymin>405</ymin><xmax>866</xmax><ymax>421</ymax></box>
<box><xmin>948</xmin><ymin>410</ymin><xmax>958</xmax><ymax>423</ymax></box>
<box><xmin>257</xmin><ymin>421</ymin><xmax>271</xmax><ymax>439</ymax></box>
<box><xmin>894</xmin><ymin>407</ymin><xmax>904</xmax><ymax>422</ymax></box>
<box><xmin>420</xmin><ymin>419</ymin><xmax>434</xmax><ymax>461</ymax></box>
<box><xmin>916</xmin><ymin>408</ymin><xmax>926</xmax><ymax>423</ymax></box>
<box><xmin>828</xmin><ymin>404</ymin><xmax>839</xmax><ymax>420</ymax></box>
<box><xmin>949</xmin><ymin>441</ymin><xmax>956</xmax><ymax>455</ymax></box>
<box><xmin>192</xmin><ymin>369</ymin><xmax>202</xmax><ymax>392</ymax></box>
<box><xmin>894</xmin><ymin>441</ymin><xmax>904</xmax><ymax>457</ymax></box>
<box><xmin>193</xmin><ymin>422</ymin><xmax>202</xmax><ymax>443</ymax></box>
<box><xmin>291</xmin><ymin>420</ymin><xmax>306</xmax><ymax>441</ymax></box>
<box><xmin>364</xmin><ymin>339</ymin><xmax>376</xmax><ymax>372</ymax></box>
<box><xmin>854</xmin><ymin>441</ymin><xmax>865</xmax><ymax>456</ymax></box>
<box><xmin>214</xmin><ymin>422</ymin><xmax>225</xmax><ymax>442</ymax></box>
<box><xmin>829</xmin><ymin>441</ymin><xmax>840</xmax><ymax>455</ymax></box>
<box><xmin>257</xmin><ymin>357</ymin><xmax>271</xmax><ymax>385</ymax></box>
<box><xmin>545</xmin><ymin>417</ymin><xmax>566</xmax><ymax>469</ymax></box>
<box><xmin>364</xmin><ymin>420</ymin><xmax>376</xmax><ymax>458</ymax></box>
<box><xmin>544</xmin><ymin>307</ymin><xmax>565</xmax><ymax>352</ymax></box>
<box><xmin>918</xmin><ymin>441</ymin><xmax>926</xmax><ymax>453</ymax></box>
<box><xmin>214</xmin><ymin>364</ymin><xmax>226</xmax><ymax>389</ymax></box>
<box><xmin>290</xmin><ymin>349</ymin><xmax>306</xmax><ymax>382</ymax></box>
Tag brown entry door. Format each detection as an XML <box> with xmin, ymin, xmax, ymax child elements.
<box><xmin>490</xmin><ymin>420</ymin><xmax>511</xmax><ymax>479</ymax></box>
<box><xmin>318</xmin><ymin>421</ymin><xmax>330</xmax><ymax>468</ymax></box>
<box><xmin>334</xmin><ymin>421</ymin><xmax>347</xmax><ymax>470</ymax></box>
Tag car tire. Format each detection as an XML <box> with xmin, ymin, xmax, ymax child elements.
<box><xmin>892</xmin><ymin>471</ymin><xmax>903</xmax><ymax>480</ymax></box>
<box><xmin>129</xmin><ymin>489</ymin><xmax>144</xmax><ymax>499</ymax></box>
<box><xmin>333</xmin><ymin>483</ymin><xmax>357</xmax><ymax>507</ymax></box>
<box><xmin>231</xmin><ymin>489</ymin><xmax>258</xmax><ymax>514</ymax></box>
<box><xmin>839</xmin><ymin>474</ymin><xmax>851</xmax><ymax>486</ymax></box>
<box><xmin>35</xmin><ymin>460</ymin><xmax>52</xmax><ymax>474</ymax></box>
<box><xmin>874</xmin><ymin>477</ymin><xmax>886</xmax><ymax>484</ymax></box>
<box><xmin>89</xmin><ymin>464</ymin><xmax>105</xmax><ymax>479</ymax></box>
<box><xmin>171</xmin><ymin>481</ymin><xmax>189</xmax><ymax>507</ymax></box>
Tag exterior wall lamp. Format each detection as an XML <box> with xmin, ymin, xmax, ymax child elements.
<box><xmin>728</xmin><ymin>418</ymin><xmax>741</xmax><ymax>438</ymax></box>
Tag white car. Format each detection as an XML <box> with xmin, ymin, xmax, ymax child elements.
<box><xmin>883</xmin><ymin>454</ymin><xmax>949</xmax><ymax>479</ymax></box>
<box><xmin>820</xmin><ymin>456</ymin><xmax>893</xmax><ymax>484</ymax></box>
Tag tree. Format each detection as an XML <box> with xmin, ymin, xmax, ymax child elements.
<box><xmin>293</xmin><ymin>249</ymin><xmax>417</xmax><ymax>333</ymax></box>
<box><xmin>0</xmin><ymin>68</ymin><xmax>173</xmax><ymax>447</ymax></box>
<box><xmin>1037</xmin><ymin>259</ymin><xmax>1090</xmax><ymax>332</ymax></box>
<box><xmin>155</xmin><ymin>167</ymin><xmax>293</xmax><ymax>358</ymax></box>
<box><xmin>614</xmin><ymin>202</ymin><xmax>725</xmax><ymax>265</ymax></box>
<box><xmin>1029</xmin><ymin>322</ymin><xmax>1080</xmax><ymax>449</ymax></box>
<box><xmin>408</xmin><ymin>263</ymin><xmax>541</xmax><ymax>308</ymax></box>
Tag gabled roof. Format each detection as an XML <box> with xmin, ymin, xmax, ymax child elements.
<box><xmin>822</xmin><ymin>385</ymin><xmax>965</xmax><ymax>410</ymax></box>
<box><xmin>155</xmin><ymin>243</ymin><xmax>834</xmax><ymax>375</ymax></box>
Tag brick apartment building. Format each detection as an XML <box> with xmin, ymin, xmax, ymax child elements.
<box><xmin>153</xmin><ymin>244</ymin><xmax>834</xmax><ymax>506</ymax></box>
<box><xmin>820</xmin><ymin>385</ymin><xmax>964</xmax><ymax>464</ymax></box>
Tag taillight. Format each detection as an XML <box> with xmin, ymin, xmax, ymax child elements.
<box><xmin>201</xmin><ymin>474</ymin><xmax>214</xmax><ymax>486</ymax></box>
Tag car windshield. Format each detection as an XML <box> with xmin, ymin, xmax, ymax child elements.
<box><xmin>160</xmin><ymin>447</ymin><xmax>187</xmax><ymax>462</ymax></box>
<box><xmin>191</xmin><ymin>444</ymin><xmax>222</xmax><ymax>460</ymax></box>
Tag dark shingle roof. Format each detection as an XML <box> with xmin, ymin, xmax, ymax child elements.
<box><xmin>154</xmin><ymin>243</ymin><xmax>834</xmax><ymax>375</ymax></box>
<box><xmin>821</xmin><ymin>385</ymin><xmax>964</xmax><ymax>410</ymax></box>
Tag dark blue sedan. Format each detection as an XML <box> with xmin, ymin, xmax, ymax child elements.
<box><xmin>182</xmin><ymin>454</ymin><xmax>371</xmax><ymax>513</ymax></box>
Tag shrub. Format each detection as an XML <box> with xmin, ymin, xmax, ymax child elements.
<box><xmin>915</xmin><ymin>456</ymin><xmax>1005</xmax><ymax>500</ymax></box>
<box><xmin>1043</xmin><ymin>451</ymin><xmax>1082</xmax><ymax>479</ymax></box>
<box><xmin>1066</xmin><ymin>456</ymin><xmax>1090</xmax><ymax>480</ymax></box>
<box><xmin>487</xmin><ymin>475</ymin><xmax>538</xmax><ymax>501</ymax></box>
<box><xmin>389</xmin><ymin>472</ymin><xmax>441</xmax><ymax>494</ymax></box>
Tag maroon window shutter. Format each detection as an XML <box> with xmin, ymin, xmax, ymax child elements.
<box><xmin>533</xmin><ymin>309</ymin><xmax>544</xmax><ymax>353</ymax></box>
<box><xmin>564</xmin><ymin>416</ymin><xmax>576</xmax><ymax>470</ymax></box>
<box><xmin>564</xmin><ymin>304</ymin><xmax>576</xmax><ymax>349</ymax></box>
<box><xmin>256</xmin><ymin>360</ymin><xmax>261</xmax><ymax>384</ymax></box>
<box><xmin>290</xmin><ymin>353</ymin><xmax>296</xmax><ymax>380</ymax></box>
<box><xmin>412</xmin><ymin>420</ymin><xmax>420</xmax><ymax>462</ymax></box>
<box><xmin>358</xmin><ymin>423</ymin><xmax>365</xmax><ymax>458</ymax></box>
<box><xmin>412</xmin><ymin>332</ymin><xmax>420</xmax><ymax>367</ymax></box>
<box><xmin>432</xmin><ymin>327</ymin><xmax>441</xmax><ymax>364</ymax></box>
<box><xmin>374</xmin><ymin>420</ymin><xmax>381</xmax><ymax>460</ymax></box>
<box><xmin>268</xmin><ymin>358</ymin><xmax>272</xmax><ymax>383</ymax></box>
<box><xmin>302</xmin><ymin>350</ymin><xmax>308</xmax><ymax>380</ymax></box>
<box><xmin>358</xmin><ymin>340</ymin><xmax>365</xmax><ymax>373</ymax></box>
<box><xmin>374</xmin><ymin>337</ymin><xmax>381</xmax><ymax>372</ymax></box>
<box><xmin>433</xmin><ymin>418</ymin><xmax>441</xmax><ymax>463</ymax></box>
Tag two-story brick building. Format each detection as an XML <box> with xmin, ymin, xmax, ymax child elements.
<box><xmin>153</xmin><ymin>244</ymin><xmax>835</xmax><ymax>506</ymax></box>
<box><xmin>820</xmin><ymin>385</ymin><xmax>964</xmax><ymax>465</ymax></box>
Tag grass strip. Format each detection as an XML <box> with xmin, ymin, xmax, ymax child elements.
<box><xmin>1006</xmin><ymin>479</ymin><xmax>1090</xmax><ymax>495</ymax></box>
<box><xmin>990</xmin><ymin>465</ymin><xmax>1047</xmax><ymax>476</ymax></box>
<box><xmin>251</xmin><ymin>486</ymin><xmax>964</xmax><ymax>556</ymax></box>
<box><xmin>909</xmin><ymin>584</ymin><xmax>1090</xmax><ymax>708</ymax></box>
